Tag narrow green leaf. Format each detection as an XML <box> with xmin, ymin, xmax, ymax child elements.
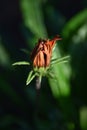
<box><xmin>62</xmin><ymin>9</ymin><xmax>87</xmax><ymax>39</ymax></box>
<box><xmin>48</xmin><ymin>47</ymin><xmax>71</xmax><ymax>98</ymax></box>
<box><xmin>51</xmin><ymin>55</ymin><xmax>70</xmax><ymax>65</ymax></box>
<box><xmin>21</xmin><ymin>0</ymin><xmax>47</xmax><ymax>37</ymax></box>
<box><xmin>12</xmin><ymin>61</ymin><xmax>30</xmax><ymax>66</ymax></box>
<box><xmin>26</xmin><ymin>70</ymin><xmax>36</xmax><ymax>85</ymax></box>
<box><xmin>62</xmin><ymin>9</ymin><xmax>87</xmax><ymax>49</ymax></box>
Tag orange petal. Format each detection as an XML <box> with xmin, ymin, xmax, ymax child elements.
<box><xmin>49</xmin><ymin>35</ymin><xmax>62</xmax><ymax>48</ymax></box>
<box><xmin>39</xmin><ymin>51</ymin><xmax>45</xmax><ymax>67</ymax></box>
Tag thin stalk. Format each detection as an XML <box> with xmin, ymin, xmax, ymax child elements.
<box><xmin>35</xmin><ymin>76</ymin><xmax>42</xmax><ymax>114</ymax></box>
<box><xmin>36</xmin><ymin>76</ymin><xmax>42</xmax><ymax>90</ymax></box>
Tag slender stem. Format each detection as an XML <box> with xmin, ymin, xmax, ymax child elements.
<box><xmin>36</xmin><ymin>76</ymin><xmax>42</xmax><ymax>90</ymax></box>
<box><xmin>35</xmin><ymin>76</ymin><xmax>42</xmax><ymax>114</ymax></box>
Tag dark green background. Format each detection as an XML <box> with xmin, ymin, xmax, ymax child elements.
<box><xmin>0</xmin><ymin>0</ymin><xmax>87</xmax><ymax>129</ymax></box>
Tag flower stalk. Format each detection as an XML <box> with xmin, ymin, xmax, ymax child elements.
<box><xmin>36</xmin><ymin>76</ymin><xmax>42</xmax><ymax>89</ymax></box>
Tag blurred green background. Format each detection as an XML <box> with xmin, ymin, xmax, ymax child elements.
<box><xmin>0</xmin><ymin>0</ymin><xmax>87</xmax><ymax>129</ymax></box>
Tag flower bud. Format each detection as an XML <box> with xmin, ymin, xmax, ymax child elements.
<box><xmin>31</xmin><ymin>35</ymin><xmax>61</xmax><ymax>68</ymax></box>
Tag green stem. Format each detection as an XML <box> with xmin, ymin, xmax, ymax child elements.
<box><xmin>36</xmin><ymin>76</ymin><xmax>42</xmax><ymax>90</ymax></box>
<box><xmin>35</xmin><ymin>76</ymin><xmax>42</xmax><ymax>115</ymax></box>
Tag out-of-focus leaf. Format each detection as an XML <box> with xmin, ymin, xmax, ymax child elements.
<box><xmin>62</xmin><ymin>9</ymin><xmax>87</xmax><ymax>52</ymax></box>
<box><xmin>72</xmin><ymin>23</ymin><xmax>87</xmax><ymax>44</ymax></box>
<box><xmin>48</xmin><ymin>46</ymin><xmax>73</xmax><ymax>122</ymax></box>
<box><xmin>0</xmin><ymin>41</ymin><xmax>10</xmax><ymax>66</ymax></box>
<box><xmin>62</xmin><ymin>9</ymin><xmax>87</xmax><ymax>40</ymax></box>
<box><xmin>49</xmin><ymin>46</ymin><xmax>71</xmax><ymax>97</ymax></box>
<box><xmin>20</xmin><ymin>0</ymin><xmax>47</xmax><ymax>38</ymax></box>
<box><xmin>80</xmin><ymin>107</ymin><xmax>87</xmax><ymax>130</ymax></box>
<box><xmin>12</xmin><ymin>61</ymin><xmax>30</xmax><ymax>66</ymax></box>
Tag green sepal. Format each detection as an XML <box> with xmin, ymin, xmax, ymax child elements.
<box><xmin>26</xmin><ymin>70</ymin><xmax>36</xmax><ymax>85</ymax></box>
<box><xmin>12</xmin><ymin>61</ymin><xmax>30</xmax><ymax>66</ymax></box>
<box><xmin>51</xmin><ymin>55</ymin><xmax>70</xmax><ymax>65</ymax></box>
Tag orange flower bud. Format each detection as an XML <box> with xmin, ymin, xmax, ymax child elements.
<box><xmin>31</xmin><ymin>35</ymin><xmax>61</xmax><ymax>68</ymax></box>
